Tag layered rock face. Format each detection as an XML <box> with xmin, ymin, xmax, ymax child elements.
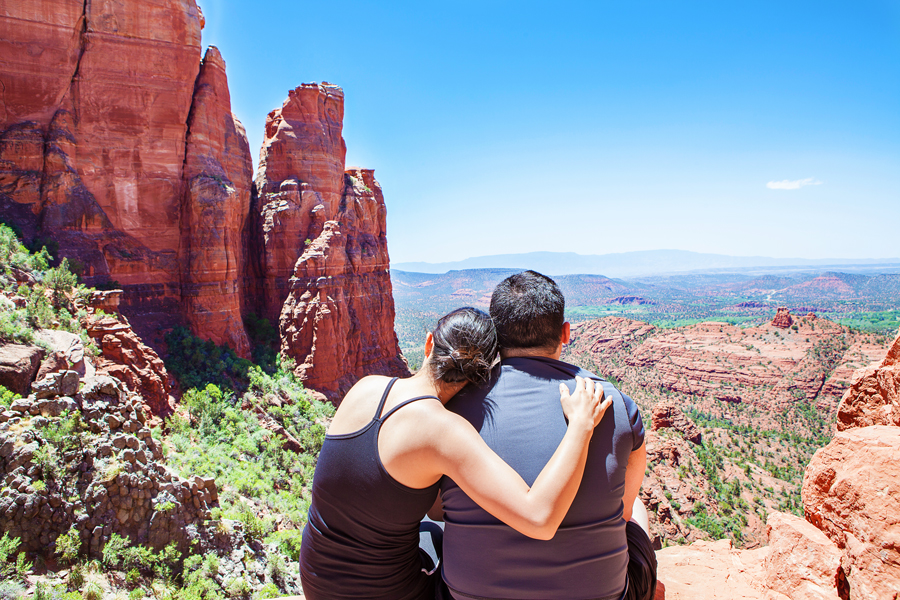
<box><xmin>835</xmin><ymin>329</ymin><xmax>900</xmax><ymax>430</ymax></box>
<box><xmin>182</xmin><ymin>47</ymin><xmax>253</xmax><ymax>356</ymax></box>
<box><xmin>84</xmin><ymin>314</ymin><xmax>174</xmax><ymax>418</ymax></box>
<box><xmin>253</xmin><ymin>83</ymin><xmax>347</xmax><ymax>322</ymax></box>
<box><xmin>0</xmin><ymin>0</ymin><xmax>251</xmax><ymax>354</ymax></box>
<box><xmin>251</xmin><ymin>85</ymin><xmax>408</xmax><ymax>401</ymax></box>
<box><xmin>803</xmin><ymin>426</ymin><xmax>900</xmax><ymax>599</ymax></box>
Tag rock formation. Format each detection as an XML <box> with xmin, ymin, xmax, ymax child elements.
<box><xmin>1</xmin><ymin>2</ymin><xmax>409</xmax><ymax>398</ymax></box>
<box><xmin>772</xmin><ymin>307</ymin><xmax>794</xmax><ymax>328</ymax></box>
<box><xmin>835</xmin><ymin>329</ymin><xmax>900</xmax><ymax>431</ymax></box>
<box><xmin>181</xmin><ymin>46</ymin><xmax>253</xmax><ymax>357</ymax></box>
<box><xmin>253</xmin><ymin>85</ymin><xmax>408</xmax><ymax>401</ymax></box>
<box><xmin>252</xmin><ymin>83</ymin><xmax>347</xmax><ymax>322</ymax></box>
<box><xmin>651</xmin><ymin>401</ymin><xmax>702</xmax><ymax>444</ymax></box>
<box><xmin>84</xmin><ymin>314</ymin><xmax>174</xmax><ymax>418</ymax></box>
<box><xmin>0</xmin><ymin>0</ymin><xmax>250</xmax><ymax>354</ymax></box>
<box><xmin>656</xmin><ymin>511</ymin><xmax>846</xmax><ymax>600</ymax></box>
<box><xmin>803</xmin><ymin>426</ymin><xmax>900</xmax><ymax>599</ymax></box>
<box><xmin>1</xmin><ymin>373</ymin><xmax>212</xmax><ymax>556</ymax></box>
<box><xmin>764</xmin><ymin>511</ymin><xmax>844</xmax><ymax>600</ymax></box>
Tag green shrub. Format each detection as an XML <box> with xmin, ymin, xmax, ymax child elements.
<box><xmin>33</xmin><ymin>583</ymin><xmax>52</xmax><ymax>600</ymax></box>
<box><xmin>253</xmin><ymin>584</ymin><xmax>280</xmax><ymax>600</ymax></box>
<box><xmin>68</xmin><ymin>563</ymin><xmax>85</xmax><ymax>590</ymax></box>
<box><xmin>81</xmin><ymin>581</ymin><xmax>102</xmax><ymax>600</ymax></box>
<box><xmin>56</xmin><ymin>526</ymin><xmax>82</xmax><ymax>564</ymax></box>
<box><xmin>268</xmin><ymin>529</ymin><xmax>303</xmax><ymax>561</ymax></box>
<box><xmin>32</xmin><ymin>444</ymin><xmax>60</xmax><ymax>480</ymax></box>
<box><xmin>45</xmin><ymin>258</ymin><xmax>78</xmax><ymax>308</ymax></box>
<box><xmin>0</xmin><ymin>533</ymin><xmax>20</xmax><ymax>578</ymax></box>
<box><xmin>0</xmin><ymin>309</ymin><xmax>33</xmax><ymax>345</ymax></box>
<box><xmin>0</xmin><ymin>385</ymin><xmax>20</xmax><ymax>409</ymax></box>
<box><xmin>224</xmin><ymin>578</ymin><xmax>250</xmax><ymax>599</ymax></box>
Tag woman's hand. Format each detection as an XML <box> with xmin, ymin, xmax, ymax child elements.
<box><xmin>559</xmin><ymin>376</ymin><xmax>611</xmax><ymax>432</ymax></box>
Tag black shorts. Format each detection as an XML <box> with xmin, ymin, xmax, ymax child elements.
<box><xmin>623</xmin><ymin>521</ymin><xmax>658</xmax><ymax>600</ymax></box>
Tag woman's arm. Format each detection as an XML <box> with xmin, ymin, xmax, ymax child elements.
<box><xmin>428</xmin><ymin>377</ymin><xmax>610</xmax><ymax>540</ymax></box>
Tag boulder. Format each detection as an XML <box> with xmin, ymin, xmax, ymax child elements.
<box><xmin>35</xmin><ymin>351</ymin><xmax>69</xmax><ymax>382</ymax></box>
<box><xmin>764</xmin><ymin>511</ymin><xmax>843</xmax><ymax>600</ymax></box>
<box><xmin>802</xmin><ymin>426</ymin><xmax>900</xmax><ymax>600</ymax></box>
<box><xmin>0</xmin><ymin>344</ymin><xmax>45</xmax><ymax>395</ymax></box>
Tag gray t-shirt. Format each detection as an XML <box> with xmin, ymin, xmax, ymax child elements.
<box><xmin>440</xmin><ymin>356</ymin><xmax>645</xmax><ymax>600</ymax></box>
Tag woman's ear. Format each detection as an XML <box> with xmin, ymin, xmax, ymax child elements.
<box><xmin>425</xmin><ymin>332</ymin><xmax>434</xmax><ymax>358</ymax></box>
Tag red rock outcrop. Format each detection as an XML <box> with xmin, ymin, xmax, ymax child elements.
<box><xmin>764</xmin><ymin>511</ymin><xmax>844</xmax><ymax>600</ymax></box>
<box><xmin>802</xmin><ymin>426</ymin><xmax>900</xmax><ymax>600</ymax></box>
<box><xmin>835</xmin><ymin>329</ymin><xmax>900</xmax><ymax>431</ymax></box>
<box><xmin>0</xmin><ymin>0</ymin><xmax>253</xmax><ymax>354</ymax></box>
<box><xmin>772</xmin><ymin>307</ymin><xmax>793</xmax><ymax>328</ymax></box>
<box><xmin>84</xmin><ymin>315</ymin><xmax>173</xmax><ymax>417</ymax></box>
<box><xmin>253</xmin><ymin>83</ymin><xmax>347</xmax><ymax>322</ymax></box>
<box><xmin>651</xmin><ymin>401</ymin><xmax>702</xmax><ymax>444</ymax></box>
<box><xmin>657</xmin><ymin>512</ymin><xmax>847</xmax><ymax>600</ymax></box>
<box><xmin>641</xmin><ymin>431</ymin><xmax>717</xmax><ymax>546</ymax></box>
<box><xmin>181</xmin><ymin>46</ymin><xmax>253</xmax><ymax>357</ymax></box>
<box><xmin>278</xmin><ymin>169</ymin><xmax>409</xmax><ymax>401</ymax></box>
<box><xmin>250</xmin><ymin>84</ymin><xmax>407</xmax><ymax>401</ymax></box>
<box><xmin>655</xmin><ymin>539</ymin><xmax>772</xmax><ymax>599</ymax></box>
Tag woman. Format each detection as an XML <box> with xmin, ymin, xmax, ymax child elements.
<box><xmin>299</xmin><ymin>307</ymin><xmax>610</xmax><ymax>599</ymax></box>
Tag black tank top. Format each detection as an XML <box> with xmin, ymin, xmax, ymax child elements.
<box><xmin>300</xmin><ymin>378</ymin><xmax>441</xmax><ymax>600</ymax></box>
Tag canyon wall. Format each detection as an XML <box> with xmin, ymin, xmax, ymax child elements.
<box><xmin>0</xmin><ymin>0</ymin><xmax>248</xmax><ymax>351</ymax></box>
<box><xmin>252</xmin><ymin>86</ymin><xmax>409</xmax><ymax>401</ymax></box>
<box><xmin>1</xmin><ymin>1</ymin><xmax>407</xmax><ymax>398</ymax></box>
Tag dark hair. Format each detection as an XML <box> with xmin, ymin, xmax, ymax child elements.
<box><xmin>489</xmin><ymin>270</ymin><xmax>565</xmax><ymax>350</ymax></box>
<box><xmin>429</xmin><ymin>307</ymin><xmax>498</xmax><ymax>385</ymax></box>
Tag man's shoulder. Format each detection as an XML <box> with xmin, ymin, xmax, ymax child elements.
<box><xmin>501</xmin><ymin>356</ymin><xmax>604</xmax><ymax>382</ymax></box>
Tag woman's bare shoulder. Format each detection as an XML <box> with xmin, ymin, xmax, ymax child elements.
<box><xmin>342</xmin><ymin>375</ymin><xmax>393</xmax><ymax>402</ymax></box>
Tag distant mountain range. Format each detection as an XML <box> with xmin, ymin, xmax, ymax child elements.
<box><xmin>392</xmin><ymin>250</ymin><xmax>900</xmax><ymax>278</ymax></box>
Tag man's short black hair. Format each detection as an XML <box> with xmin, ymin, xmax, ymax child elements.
<box><xmin>489</xmin><ymin>270</ymin><xmax>565</xmax><ymax>351</ymax></box>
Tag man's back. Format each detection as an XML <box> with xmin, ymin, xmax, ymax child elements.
<box><xmin>440</xmin><ymin>356</ymin><xmax>645</xmax><ymax>600</ymax></box>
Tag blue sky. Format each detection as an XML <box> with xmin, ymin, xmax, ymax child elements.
<box><xmin>199</xmin><ymin>1</ymin><xmax>900</xmax><ymax>264</ymax></box>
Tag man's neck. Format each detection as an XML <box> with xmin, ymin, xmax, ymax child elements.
<box><xmin>500</xmin><ymin>345</ymin><xmax>562</xmax><ymax>361</ymax></box>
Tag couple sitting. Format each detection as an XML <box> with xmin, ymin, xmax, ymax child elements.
<box><xmin>300</xmin><ymin>271</ymin><xmax>658</xmax><ymax>600</ymax></box>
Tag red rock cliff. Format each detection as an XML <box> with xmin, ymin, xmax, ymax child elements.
<box><xmin>253</xmin><ymin>83</ymin><xmax>347</xmax><ymax>322</ymax></box>
<box><xmin>250</xmin><ymin>85</ymin><xmax>407</xmax><ymax>400</ymax></box>
<box><xmin>0</xmin><ymin>0</ymin><xmax>252</xmax><ymax>354</ymax></box>
<box><xmin>181</xmin><ymin>46</ymin><xmax>253</xmax><ymax>357</ymax></box>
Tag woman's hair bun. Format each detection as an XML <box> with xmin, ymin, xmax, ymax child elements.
<box><xmin>430</xmin><ymin>307</ymin><xmax>498</xmax><ymax>386</ymax></box>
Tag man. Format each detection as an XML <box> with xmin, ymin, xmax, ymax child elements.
<box><xmin>439</xmin><ymin>270</ymin><xmax>656</xmax><ymax>600</ymax></box>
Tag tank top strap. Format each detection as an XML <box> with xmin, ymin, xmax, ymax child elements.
<box><xmin>379</xmin><ymin>395</ymin><xmax>441</xmax><ymax>423</ymax></box>
<box><xmin>374</xmin><ymin>377</ymin><xmax>400</xmax><ymax>420</ymax></box>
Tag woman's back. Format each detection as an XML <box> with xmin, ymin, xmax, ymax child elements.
<box><xmin>299</xmin><ymin>378</ymin><xmax>439</xmax><ymax>600</ymax></box>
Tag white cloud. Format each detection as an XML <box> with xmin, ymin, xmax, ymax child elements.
<box><xmin>766</xmin><ymin>177</ymin><xmax>823</xmax><ymax>190</ymax></box>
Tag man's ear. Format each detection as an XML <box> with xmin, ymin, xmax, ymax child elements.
<box><xmin>561</xmin><ymin>322</ymin><xmax>571</xmax><ymax>345</ymax></box>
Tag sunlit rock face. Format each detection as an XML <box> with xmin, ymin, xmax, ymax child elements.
<box><xmin>253</xmin><ymin>85</ymin><xmax>408</xmax><ymax>402</ymax></box>
<box><xmin>0</xmin><ymin>0</ymin><xmax>253</xmax><ymax>354</ymax></box>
